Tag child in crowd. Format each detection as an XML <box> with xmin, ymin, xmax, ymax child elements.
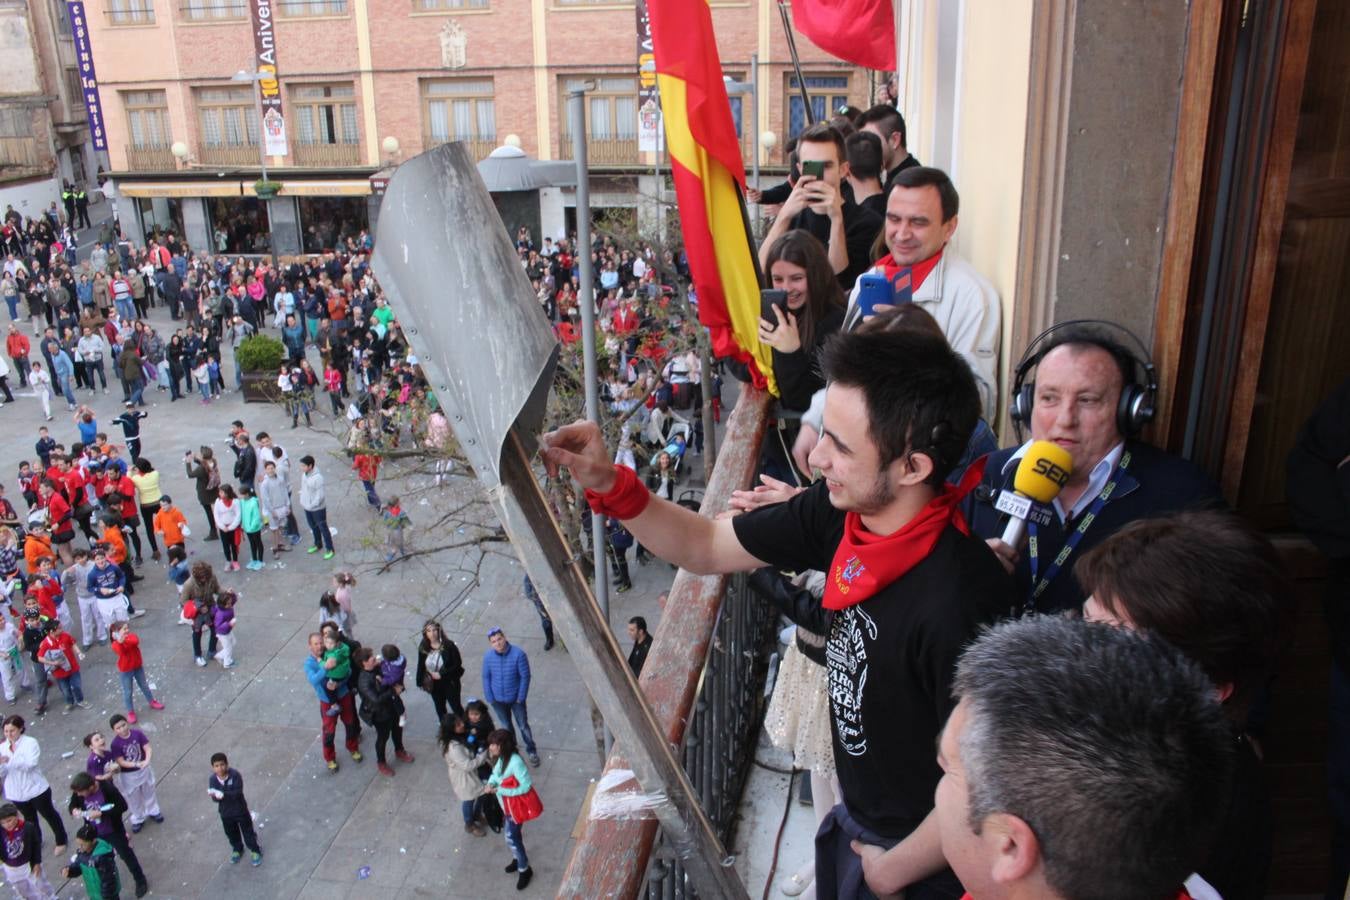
<box><xmin>152</xmin><ymin>495</ymin><xmax>188</xmax><ymax>556</ymax></box>
<box><xmin>213</xmin><ymin>592</ymin><xmax>236</xmax><ymax>669</ymax></box>
<box><xmin>0</xmin><ymin>802</ymin><xmax>53</xmax><ymax>899</ymax></box>
<box><xmin>166</xmin><ymin>545</ymin><xmax>190</xmax><ymax>592</ymax></box>
<box><xmin>34</xmin><ymin>427</ymin><xmax>56</xmax><ymax>468</ymax></box>
<box><xmin>110</xmin><ymin>713</ymin><xmax>163</xmax><ymax>832</ymax></box>
<box><xmin>31</xmin><ymin>363</ymin><xmax>52</xmax><ymax>420</ymax></box>
<box><xmin>20</xmin><ymin>612</ymin><xmax>48</xmax><ymax>714</ymax></box>
<box><xmin>84</xmin><ymin>731</ymin><xmax>118</xmax><ymax>784</ymax></box>
<box><xmin>352</xmin><ymin>452</ymin><xmax>380</xmax><ymax>508</ymax></box>
<box><xmin>323</xmin><ymin>360</ymin><xmax>343</xmax><ymax>416</ymax></box>
<box><xmin>62</xmin><ymin>547</ymin><xmax>103</xmax><ymax>649</ymax></box>
<box><xmin>29</xmin><ymin>557</ymin><xmax>71</xmax><ymax>632</ymax></box>
<box><xmin>207</xmin><ymin>752</ymin><xmax>262</xmax><ymax>866</ymax></box>
<box><xmin>110</xmin><ymin>621</ymin><xmax>163</xmax><ymax>723</ymax></box>
<box><xmin>258</xmin><ymin>462</ymin><xmax>290</xmax><ymax>557</ymax></box>
<box><xmin>0</xmin><ymin>528</ymin><xmax>20</xmax><ymax>584</ymax></box>
<box><xmin>22</xmin><ymin>524</ymin><xmax>55</xmax><ymax>579</ymax></box>
<box><xmin>380</xmin><ymin>496</ymin><xmax>410</xmax><ymax>561</ymax></box>
<box><xmin>320</xmin><ymin>630</ymin><xmax>350</xmax><ymax>717</ymax></box>
<box><xmin>332</xmin><ymin>572</ymin><xmax>357</xmax><ymax>635</ymax></box>
<box><xmin>0</xmin><ymin>613</ymin><xmax>22</xmax><ymax>704</ymax></box>
<box><xmin>62</xmin><ymin>823</ymin><xmax>119</xmax><ymax>900</ymax></box>
<box><xmin>87</xmin><ymin>546</ymin><xmax>130</xmax><ymax>629</ymax></box>
<box><xmin>237</xmin><ymin>486</ymin><xmax>265</xmax><ymax>571</ymax></box>
<box><xmin>381</xmin><ymin>643</ymin><xmax>408</xmax><ymax>729</ymax></box>
<box><xmin>207</xmin><ymin>355</ymin><xmax>223</xmax><ymax>398</ymax></box>
<box><xmin>192</xmin><ymin>355</ymin><xmax>211</xmax><ymax>404</ymax></box>
<box><xmin>38</xmin><ymin>618</ymin><xmax>87</xmax><ymax>712</ymax></box>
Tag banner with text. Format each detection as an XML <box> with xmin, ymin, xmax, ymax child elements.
<box><xmin>66</xmin><ymin>2</ymin><xmax>107</xmax><ymax>151</ymax></box>
<box><xmin>250</xmin><ymin>0</ymin><xmax>288</xmax><ymax>157</ymax></box>
<box><xmin>636</xmin><ymin>0</ymin><xmax>662</xmax><ymax>153</ymax></box>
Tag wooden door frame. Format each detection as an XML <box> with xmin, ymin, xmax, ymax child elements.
<box><xmin>1152</xmin><ymin>0</ymin><xmax>1319</xmax><ymax>500</ymax></box>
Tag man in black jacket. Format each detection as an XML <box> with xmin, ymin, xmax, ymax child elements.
<box><xmin>232</xmin><ymin>433</ymin><xmax>256</xmax><ymax>489</ymax></box>
<box><xmin>626</xmin><ymin>616</ymin><xmax>653</xmax><ymax>677</ymax></box>
<box><xmin>964</xmin><ymin>326</ymin><xmax>1220</xmax><ymax>615</ymax></box>
<box><xmin>69</xmin><ymin>772</ymin><xmax>149</xmax><ymax>897</ymax></box>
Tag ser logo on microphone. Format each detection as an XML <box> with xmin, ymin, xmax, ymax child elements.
<box><xmin>1031</xmin><ymin>457</ymin><xmax>1070</xmax><ymax>488</ymax></box>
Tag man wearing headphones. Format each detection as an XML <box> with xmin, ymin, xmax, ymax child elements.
<box><xmin>964</xmin><ymin>321</ymin><xmax>1220</xmax><ymax>615</ymax></box>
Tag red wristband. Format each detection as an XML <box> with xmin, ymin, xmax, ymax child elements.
<box><xmin>584</xmin><ymin>464</ymin><xmax>651</xmax><ymax>520</ymax></box>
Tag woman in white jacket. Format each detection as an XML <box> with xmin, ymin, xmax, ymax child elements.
<box><xmin>0</xmin><ymin>715</ymin><xmax>66</xmax><ymax>854</ymax></box>
<box><xmin>212</xmin><ymin>485</ymin><xmax>243</xmax><ymax>572</ymax></box>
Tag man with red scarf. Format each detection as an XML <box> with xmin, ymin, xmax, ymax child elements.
<box><xmin>544</xmin><ymin>327</ymin><xmax>1016</xmax><ymax>900</ymax></box>
<box><xmin>844</xmin><ymin>167</ymin><xmax>1001</xmax><ymax>421</ymax></box>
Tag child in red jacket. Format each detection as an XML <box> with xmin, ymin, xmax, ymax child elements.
<box><xmin>110</xmin><ymin>621</ymin><xmax>163</xmax><ymax>724</ymax></box>
<box><xmin>352</xmin><ymin>453</ymin><xmax>381</xmax><ymax>508</ymax></box>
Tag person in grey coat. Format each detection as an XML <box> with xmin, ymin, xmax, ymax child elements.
<box><xmin>298</xmin><ymin>455</ymin><xmax>334</xmax><ymax>558</ymax></box>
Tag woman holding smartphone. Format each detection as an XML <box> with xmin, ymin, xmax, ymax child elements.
<box><xmin>757</xmin><ymin>230</ymin><xmax>847</xmax><ymax>413</ymax></box>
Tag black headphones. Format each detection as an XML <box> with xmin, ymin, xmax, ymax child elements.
<box><xmin>1008</xmin><ymin>319</ymin><xmax>1157</xmax><ymax>440</ymax></box>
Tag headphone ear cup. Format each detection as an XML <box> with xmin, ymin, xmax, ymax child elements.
<box><xmin>1011</xmin><ymin>383</ymin><xmax>1034</xmax><ymax>425</ymax></box>
<box><xmin>1117</xmin><ymin>384</ymin><xmax>1144</xmax><ymax>435</ymax></box>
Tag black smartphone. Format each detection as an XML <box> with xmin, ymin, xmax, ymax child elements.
<box><xmin>800</xmin><ymin>160</ymin><xmax>825</xmax><ymax>180</ymax></box>
<box><xmin>760</xmin><ymin>289</ymin><xmax>788</xmax><ymax>329</ymax></box>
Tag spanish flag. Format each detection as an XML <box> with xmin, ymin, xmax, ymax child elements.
<box><xmin>650</xmin><ymin>0</ymin><xmax>775</xmax><ymax>394</ymax></box>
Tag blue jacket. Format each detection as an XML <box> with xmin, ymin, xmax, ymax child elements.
<box><xmin>87</xmin><ymin>562</ymin><xmax>125</xmax><ymax>597</ymax></box>
<box><xmin>304</xmin><ymin>654</ymin><xmax>348</xmax><ymax>701</ymax></box>
<box><xmin>481</xmin><ymin>643</ymin><xmax>530</xmax><ymax>705</ymax></box>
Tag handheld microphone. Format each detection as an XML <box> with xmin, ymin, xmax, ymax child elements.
<box><xmin>997</xmin><ymin>441</ymin><xmax>1073</xmax><ymax>549</ymax></box>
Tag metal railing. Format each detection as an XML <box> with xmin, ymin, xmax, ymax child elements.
<box><xmin>644</xmin><ymin>569</ymin><xmax>779</xmax><ymax>899</ymax></box>
<box><xmin>198</xmin><ymin>143</ymin><xmax>260</xmax><ymax>166</ymax></box>
<box><xmin>561</xmin><ymin>387</ymin><xmax>775</xmax><ymax>897</ymax></box>
<box><xmin>0</xmin><ymin>137</ymin><xmax>43</xmax><ymax>169</ymax></box>
<box><xmin>560</xmin><ymin>134</ymin><xmax>641</xmax><ymax>166</ymax></box>
<box><xmin>124</xmin><ymin>144</ymin><xmax>175</xmax><ymax>172</ymax></box>
<box><xmin>105</xmin><ymin>5</ymin><xmax>156</xmax><ymax>24</ymax></box>
<box><xmin>292</xmin><ymin>141</ymin><xmax>363</xmax><ymax>166</ymax></box>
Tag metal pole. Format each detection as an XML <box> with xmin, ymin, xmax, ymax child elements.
<box><xmin>250</xmin><ymin>76</ymin><xmax>276</xmax><ymax>267</ymax></box>
<box><xmin>749</xmin><ymin>52</ymin><xmax>760</xmax><ymax>239</ymax></box>
<box><xmin>569</xmin><ymin>87</ymin><xmax>612</xmax><ymax>724</ymax></box>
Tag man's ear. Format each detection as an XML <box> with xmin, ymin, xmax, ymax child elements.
<box><xmin>986</xmin><ymin>813</ymin><xmax>1041</xmax><ymax>886</ymax></box>
<box><xmin>894</xmin><ymin>450</ymin><xmax>935</xmax><ymax>487</ymax></box>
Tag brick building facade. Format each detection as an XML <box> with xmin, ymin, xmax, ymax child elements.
<box><xmin>89</xmin><ymin>0</ymin><xmax>868</xmax><ymax>254</ymax></box>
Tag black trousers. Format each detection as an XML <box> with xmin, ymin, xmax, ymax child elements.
<box><xmin>373</xmin><ymin>719</ymin><xmax>405</xmax><ymax>764</ymax></box>
<box><xmin>14</xmin><ymin>787</ymin><xmax>67</xmax><ymax>847</ymax></box>
<box><xmin>220</xmin><ymin>814</ymin><xmax>260</xmax><ymax>854</ymax></box>
<box><xmin>104</xmin><ymin>828</ymin><xmax>147</xmax><ymax>887</ymax></box>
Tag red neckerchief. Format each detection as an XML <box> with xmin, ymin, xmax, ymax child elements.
<box><xmin>873</xmin><ymin>248</ymin><xmax>944</xmax><ymax>294</ymax></box>
<box><xmin>822</xmin><ymin>457</ymin><xmax>985</xmax><ymax>611</ymax></box>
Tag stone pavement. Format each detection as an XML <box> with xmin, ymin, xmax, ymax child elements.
<box><xmin>0</xmin><ymin>303</ymin><xmax>687</xmax><ymax>898</ymax></box>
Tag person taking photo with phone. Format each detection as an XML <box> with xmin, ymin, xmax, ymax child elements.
<box><xmin>758</xmin><ymin>230</ymin><xmax>847</xmax><ymax>413</ymax></box>
<box><xmin>757</xmin><ymin>123</ymin><xmax>882</xmax><ymax>293</ymax></box>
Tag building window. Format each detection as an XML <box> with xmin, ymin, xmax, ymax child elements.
<box><xmin>292</xmin><ymin>84</ymin><xmax>358</xmax><ymax>145</ymax></box>
<box><xmin>276</xmin><ymin>0</ymin><xmax>348</xmax><ymax>16</ymax></box>
<box><xmin>0</xmin><ymin>108</ymin><xmax>29</xmax><ymax>139</ymax></box>
<box><xmin>415</xmin><ymin>0</ymin><xmax>488</xmax><ymax>9</ymax></box>
<box><xmin>53</xmin><ymin>0</ymin><xmax>72</xmax><ymax>35</ymax></box>
<box><xmin>124</xmin><ymin>91</ymin><xmax>170</xmax><ymax>148</ymax></box>
<box><xmin>555</xmin><ymin>0</ymin><xmax>634</xmax><ymax>5</ymax></box>
<box><xmin>65</xmin><ymin>68</ymin><xmax>85</xmax><ymax>110</ymax></box>
<box><xmin>785</xmin><ymin>75</ymin><xmax>850</xmax><ymax>140</ymax></box>
<box><xmin>181</xmin><ymin>0</ymin><xmax>246</xmax><ymax>21</ymax></box>
<box><xmin>108</xmin><ymin>0</ymin><xmax>156</xmax><ymax>25</ymax></box>
<box><xmin>196</xmin><ymin>87</ymin><xmax>258</xmax><ymax>146</ymax></box>
<box><xmin>422</xmin><ymin>79</ymin><xmax>496</xmax><ymax>153</ymax></box>
<box><xmin>560</xmin><ymin>76</ymin><xmax>638</xmax><ymax>164</ymax></box>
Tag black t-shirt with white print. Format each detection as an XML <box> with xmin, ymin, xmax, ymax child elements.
<box><xmin>734</xmin><ymin>481</ymin><xmax>1015</xmax><ymax>837</ymax></box>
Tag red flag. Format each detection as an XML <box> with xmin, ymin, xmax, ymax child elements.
<box><xmin>650</xmin><ymin>0</ymin><xmax>776</xmax><ymax>394</ymax></box>
<box><xmin>789</xmin><ymin>0</ymin><xmax>896</xmax><ymax>72</ymax></box>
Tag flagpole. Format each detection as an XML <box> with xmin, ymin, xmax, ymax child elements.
<box><xmin>776</xmin><ymin>0</ymin><xmax>815</xmax><ymax>124</ymax></box>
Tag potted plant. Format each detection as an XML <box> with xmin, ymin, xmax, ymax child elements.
<box><xmin>235</xmin><ymin>333</ymin><xmax>285</xmax><ymax>403</ymax></box>
<box><xmin>254</xmin><ymin>178</ymin><xmax>282</xmax><ymax>199</ymax></box>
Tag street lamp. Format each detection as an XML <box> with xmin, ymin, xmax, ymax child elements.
<box><xmin>231</xmin><ymin>67</ymin><xmax>276</xmax><ymax>264</ymax></box>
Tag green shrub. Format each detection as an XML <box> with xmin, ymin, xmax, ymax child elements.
<box><xmin>235</xmin><ymin>334</ymin><xmax>285</xmax><ymax>373</ymax></box>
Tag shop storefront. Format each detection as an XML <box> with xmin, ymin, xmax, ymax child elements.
<box><xmin>113</xmin><ymin>176</ymin><xmax>373</xmax><ymax>258</ymax></box>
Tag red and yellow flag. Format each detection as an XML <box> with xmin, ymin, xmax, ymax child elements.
<box><xmin>650</xmin><ymin>0</ymin><xmax>776</xmax><ymax>394</ymax></box>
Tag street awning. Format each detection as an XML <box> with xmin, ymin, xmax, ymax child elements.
<box><xmin>277</xmin><ymin>180</ymin><xmax>372</xmax><ymax>197</ymax></box>
<box><xmin>118</xmin><ymin>180</ymin><xmax>245</xmax><ymax>198</ymax></box>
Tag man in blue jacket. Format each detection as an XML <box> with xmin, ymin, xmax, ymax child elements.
<box><xmin>303</xmin><ymin>632</ymin><xmax>361</xmax><ymax>773</ymax></box>
<box><xmin>481</xmin><ymin>627</ymin><xmax>539</xmax><ymax>767</ymax></box>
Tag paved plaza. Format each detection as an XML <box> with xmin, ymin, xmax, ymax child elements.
<box><xmin>0</xmin><ymin>304</ymin><xmax>680</xmax><ymax>898</ymax></box>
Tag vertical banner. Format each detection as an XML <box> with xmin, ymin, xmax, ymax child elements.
<box><xmin>66</xmin><ymin>2</ymin><xmax>107</xmax><ymax>151</ymax></box>
<box><xmin>636</xmin><ymin>0</ymin><xmax>662</xmax><ymax>153</ymax></box>
<box><xmin>250</xmin><ymin>0</ymin><xmax>288</xmax><ymax>157</ymax></box>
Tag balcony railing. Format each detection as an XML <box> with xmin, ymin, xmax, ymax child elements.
<box><xmin>0</xmin><ymin>137</ymin><xmax>43</xmax><ymax>169</ymax></box>
<box><xmin>561</xmin><ymin>387</ymin><xmax>775</xmax><ymax>897</ymax></box>
<box><xmin>198</xmin><ymin>143</ymin><xmax>261</xmax><ymax>166</ymax></box>
<box><xmin>560</xmin><ymin>135</ymin><xmax>641</xmax><ymax>166</ymax></box>
<box><xmin>124</xmin><ymin>144</ymin><xmax>175</xmax><ymax>172</ymax></box>
<box><xmin>106</xmin><ymin>5</ymin><xmax>156</xmax><ymax>24</ymax></box>
<box><xmin>292</xmin><ymin>141</ymin><xmax>363</xmax><ymax>167</ymax></box>
<box><xmin>422</xmin><ymin>135</ymin><xmax>497</xmax><ymax>161</ymax></box>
